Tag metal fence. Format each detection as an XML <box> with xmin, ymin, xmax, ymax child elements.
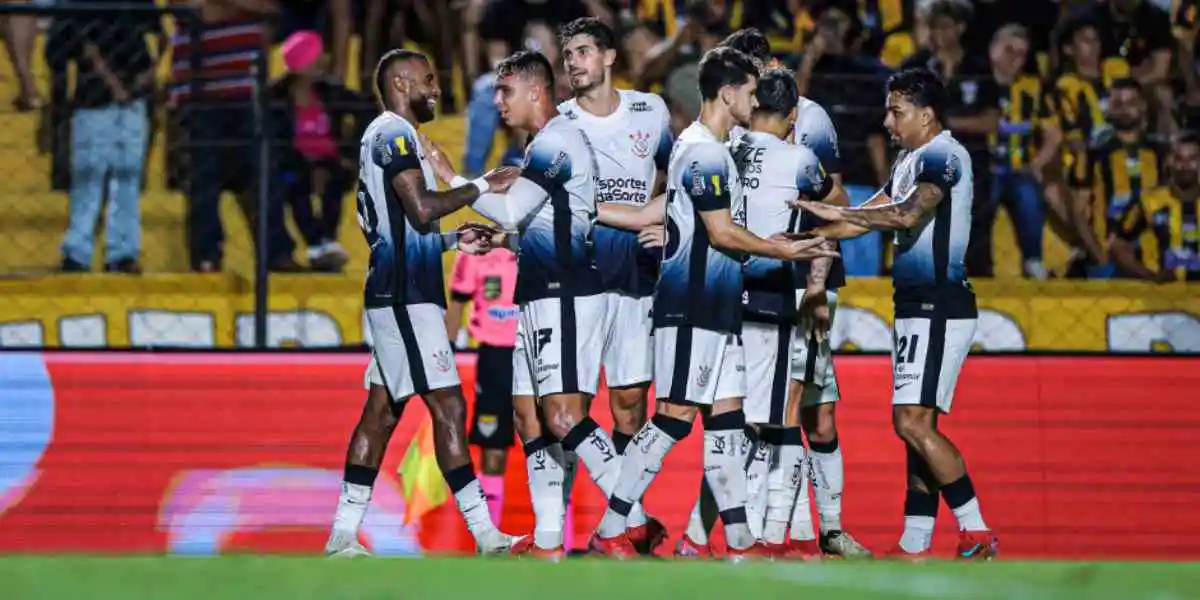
<box><xmin>0</xmin><ymin>3</ymin><xmax>1195</xmax><ymax>353</ymax></box>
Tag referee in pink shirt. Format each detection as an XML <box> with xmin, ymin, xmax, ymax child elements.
<box><xmin>446</xmin><ymin>246</ymin><xmax>519</xmax><ymax>525</ymax></box>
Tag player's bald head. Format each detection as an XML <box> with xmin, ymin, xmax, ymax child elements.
<box><xmin>373</xmin><ymin>49</ymin><xmax>431</xmax><ymax>108</ymax></box>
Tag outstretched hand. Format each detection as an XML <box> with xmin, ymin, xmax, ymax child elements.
<box><xmin>779</xmin><ymin>235</ymin><xmax>839</xmax><ymax>261</ymax></box>
<box><xmin>418</xmin><ymin>133</ymin><xmax>457</xmax><ymax>186</ymax></box>
<box><xmin>482</xmin><ymin>166</ymin><xmax>521</xmax><ymax>193</ymax></box>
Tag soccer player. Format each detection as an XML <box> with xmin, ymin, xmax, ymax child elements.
<box><xmin>454</xmin><ymin>50</ymin><xmax>618</xmax><ymax>561</ymax></box>
<box><xmin>446</xmin><ymin>245</ymin><xmax>520</xmax><ymax>525</ymax></box>
<box><xmin>554</xmin><ymin>16</ymin><xmax>673</xmax><ymax>553</ymax></box>
<box><xmin>678</xmin><ymin>27</ymin><xmax>870</xmax><ymax>561</ymax></box>
<box><xmin>796</xmin><ymin>67</ymin><xmax>999</xmax><ymax>560</ymax></box>
<box><xmin>325</xmin><ymin>49</ymin><xmax>520</xmax><ymax>557</ymax></box>
<box><xmin>589</xmin><ymin>46</ymin><xmax>838</xmax><ymax>560</ymax></box>
<box><xmin>729</xmin><ymin>67</ymin><xmax>844</xmax><ymax>559</ymax></box>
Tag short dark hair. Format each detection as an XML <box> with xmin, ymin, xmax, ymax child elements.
<box><xmin>697</xmin><ymin>47</ymin><xmax>758</xmax><ymax>101</ymax></box>
<box><xmin>558</xmin><ymin>17</ymin><xmax>615</xmax><ymax>51</ymax></box>
<box><xmin>1111</xmin><ymin>77</ymin><xmax>1143</xmax><ymax>96</ymax></box>
<box><xmin>716</xmin><ymin>28</ymin><xmax>771</xmax><ymax>65</ymax></box>
<box><xmin>496</xmin><ymin>50</ymin><xmax>556</xmax><ymax>90</ymax></box>
<box><xmin>886</xmin><ymin>68</ymin><xmax>949</xmax><ymax>123</ymax></box>
<box><xmin>753</xmin><ymin>68</ymin><xmax>798</xmax><ymax>118</ymax></box>
<box><xmin>923</xmin><ymin>0</ymin><xmax>972</xmax><ymax>25</ymax></box>
<box><xmin>1054</xmin><ymin>13</ymin><xmax>1100</xmax><ymax>55</ymax></box>
<box><xmin>373</xmin><ymin>49</ymin><xmax>428</xmax><ymax>108</ymax></box>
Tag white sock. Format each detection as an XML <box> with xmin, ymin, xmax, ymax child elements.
<box><xmin>560</xmin><ymin>448</ymin><xmax>578</xmax><ymax>508</ymax></box>
<box><xmin>452</xmin><ymin>478</ymin><xmax>500</xmax><ymax>541</ymax></box>
<box><xmin>767</xmin><ymin>435</ymin><xmax>808</xmax><ymax>544</ymax></box>
<box><xmin>703</xmin><ymin>424</ymin><xmax>754</xmax><ymax>551</ymax></box>
<box><xmin>899</xmin><ymin>515</ymin><xmax>935</xmax><ymax>553</ymax></box>
<box><xmin>331</xmin><ymin>481</ymin><xmax>371</xmax><ymax>536</ymax></box>
<box><xmin>565</xmin><ymin>419</ymin><xmax>648</xmax><ymax>528</ymax></box>
<box><xmin>789</xmin><ymin>450</ymin><xmax>816</xmax><ymax>541</ymax></box>
<box><xmin>525</xmin><ymin>439</ymin><xmax>565</xmax><ymax>549</ymax></box>
<box><xmin>596</xmin><ymin>417</ymin><xmax>687</xmax><ymax>538</ymax></box>
<box><xmin>952</xmin><ymin>498</ymin><xmax>988</xmax><ymax>532</ymax></box>
<box><xmin>809</xmin><ymin>441</ymin><xmax>844</xmax><ymax>533</ymax></box>
<box><xmin>744</xmin><ymin>434</ymin><xmax>772</xmax><ymax>540</ymax></box>
<box><xmin>684</xmin><ymin>496</ymin><xmax>709</xmax><ymax>544</ymax></box>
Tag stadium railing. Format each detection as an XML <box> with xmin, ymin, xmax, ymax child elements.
<box><xmin>0</xmin><ymin>4</ymin><xmax>1194</xmax><ymax>353</ymax></box>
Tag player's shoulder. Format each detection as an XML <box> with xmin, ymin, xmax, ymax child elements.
<box><xmin>795</xmin><ymin>96</ymin><xmax>831</xmax><ymax>121</ymax></box>
<box><xmin>534</xmin><ymin>116</ymin><xmax>581</xmax><ymax>148</ymax></box>
<box><xmin>621</xmin><ymin>89</ymin><xmax>669</xmax><ymax>115</ymax></box>
<box><xmin>369</xmin><ymin>111</ymin><xmax>416</xmax><ymax>137</ymax></box>
<box><xmin>556</xmin><ymin>97</ymin><xmax>581</xmax><ymax>119</ymax></box>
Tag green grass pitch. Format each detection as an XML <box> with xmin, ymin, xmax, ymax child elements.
<box><xmin>4</xmin><ymin>556</ymin><xmax>1199</xmax><ymax>600</ymax></box>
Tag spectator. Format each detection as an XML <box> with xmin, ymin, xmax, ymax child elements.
<box><xmin>171</xmin><ymin>0</ymin><xmax>299</xmax><ymax>273</ymax></box>
<box><xmin>57</xmin><ymin>5</ymin><xmax>159</xmax><ymax>273</ymax></box>
<box><xmin>270</xmin><ymin>31</ymin><xmax>366</xmax><ymax>273</ymax></box>
<box><xmin>852</xmin><ymin>0</ymin><xmax>915</xmax><ymax>64</ymax></box>
<box><xmin>274</xmin><ymin>0</ymin><xmax>352</xmax><ymax>85</ymax></box>
<box><xmin>1111</xmin><ymin>131</ymin><xmax>1200</xmax><ymax>281</ymax></box>
<box><xmin>2</xmin><ymin>0</ymin><xmax>45</xmax><ymax>111</ymax></box>
<box><xmin>1068</xmin><ymin>78</ymin><xmax>1168</xmax><ymax>278</ymax></box>
<box><xmin>1089</xmin><ymin>0</ymin><xmax>1177</xmax><ymax>134</ymax></box>
<box><xmin>1172</xmin><ymin>0</ymin><xmax>1200</xmax><ymax>127</ymax></box>
<box><xmin>463</xmin><ymin>0</ymin><xmax>589</xmax><ymax>175</ymax></box>
<box><xmin>902</xmin><ymin>0</ymin><xmax>1002</xmax><ymax>278</ymax></box>
<box><xmin>969</xmin><ymin>0</ymin><xmax>1061</xmax><ymax>76</ymax></box>
<box><xmin>794</xmin><ymin>2</ymin><xmax>890</xmax><ymax>276</ymax></box>
<box><xmin>643</xmin><ymin>0</ymin><xmax>731</xmax><ymax>129</ymax></box>
<box><xmin>982</xmin><ymin>24</ymin><xmax>1061</xmax><ymax>280</ymax></box>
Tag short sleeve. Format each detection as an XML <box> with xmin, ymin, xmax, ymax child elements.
<box><xmin>913</xmin><ymin>145</ymin><xmax>962</xmax><ymax>188</ymax></box>
<box><xmin>521</xmin><ymin>131</ymin><xmax>573</xmax><ymax>193</ymax></box>
<box><xmin>449</xmin><ymin>253</ymin><xmax>476</xmax><ymax>300</ymax></box>
<box><xmin>650</xmin><ymin>95</ymin><xmax>675</xmax><ymax>172</ymax></box>
<box><xmin>371</xmin><ymin>120</ymin><xmax>421</xmax><ymax>177</ymax></box>
<box><xmin>794</xmin><ymin>104</ymin><xmax>842</xmax><ymax>175</ymax></box>
<box><xmin>679</xmin><ymin>144</ymin><xmax>731</xmax><ymax>212</ymax></box>
<box><xmin>1141</xmin><ymin>4</ymin><xmax>1176</xmax><ymax>52</ymax></box>
<box><xmin>794</xmin><ymin>149</ymin><xmax>831</xmax><ymax>201</ymax></box>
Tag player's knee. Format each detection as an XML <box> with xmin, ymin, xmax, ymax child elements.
<box><xmin>361</xmin><ymin>387</ymin><xmax>400</xmax><ymax>432</ymax></box>
<box><xmin>892</xmin><ymin>407</ymin><xmax>933</xmax><ymax>446</ymax></box>
<box><xmin>804</xmin><ymin>416</ymin><xmax>837</xmax><ymax>445</ymax></box>
<box><xmin>541</xmin><ymin>397</ymin><xmax>585</xmax><ymax>440</ymax></box>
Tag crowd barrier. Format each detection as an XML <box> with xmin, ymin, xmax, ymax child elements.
<box><xmin>1</xmin><ymin>276</ymin><xmax>1197</xmax><ymax>352</ymax></box>
<box><xmin>1</xmin><ymin>351</ymin><xmax>1197</xmax><ymax>559</ymax></box>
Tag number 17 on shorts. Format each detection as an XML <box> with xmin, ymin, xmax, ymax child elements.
<box><xmin>891</xmin><ymin>316</ymin><xmax>977</xmax><ymax>414</ymax></box>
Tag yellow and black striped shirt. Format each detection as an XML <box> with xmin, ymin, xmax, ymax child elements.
<box><xmin>989</xmin><ymin>74</ymin><xmax>1058</xmax><ymax>170</ymax></box>
<box><xmin>1118</xmin><ymin>186</ymin><xmax>1200</xmax><ymax>280</ymax></box>
<box><xmin>1054</xmin><ymin>59</ymin><xmax>1132</xmax><ymax>148</ymax></box>
<box><xmin>1071</xmin><ymin>133</ymin><xmax>1167</xmax><ymax>240</ymax></box>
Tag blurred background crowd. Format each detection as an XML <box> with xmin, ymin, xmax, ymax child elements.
<box><xmin>2</xmin><ymin>0</ymin><xmax>1198</xmax><ymax>284</ymax></box>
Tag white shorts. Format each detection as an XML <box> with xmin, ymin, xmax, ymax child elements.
<box><xmin>892</xmin><ymin>316</ymin><xmax>977</xmax><ymax>414</ymax></box>
<box><xmin>364</xmin><ymin>304</ymin><xmax>460</xmax><ymax>401</ymax></box>
<box><xmin>511</xmin><ymin>295</ymin><xmax>607</xmax><ymax>398</ymax></box>
<box><xmin>742</xmin><ymin>321</ymin><xmax>796</xmax><ymax>425</ymax></box>
<box><xmin>791</xmin><ymin>289</ymin><xmax>840</xmax><ymax>407</ymax></box>
<box><xmin>654</xmin><ymin>326</ymin><xmax>745</xmax><ymax>406</ymax></box>
<box><xmin>602</xmin><ymin>293</ymin><xmax>654</xmax><ymax>388</ymax></box>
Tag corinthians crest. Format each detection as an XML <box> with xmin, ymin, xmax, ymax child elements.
<box><xmin>629</xmin><ymin>131</ymin><xmax>651</xmax><ymax>159</ymax></box>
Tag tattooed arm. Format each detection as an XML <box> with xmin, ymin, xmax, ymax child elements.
<box><xmin>798</xmin><ymin>182</ymin><xmax>943</xmax><ymax>232</ymax></box>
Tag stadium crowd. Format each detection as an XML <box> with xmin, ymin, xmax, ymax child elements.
<box><xmin>14</xmin><ymin>0</ymin><xmax>1200</xmax><ymax>282</ymax></box>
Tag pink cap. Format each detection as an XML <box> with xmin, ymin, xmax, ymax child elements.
<box><xmin>282</xmin><ymin>30</ymin><xmax>324</xmax><ymax>73</ymax></box>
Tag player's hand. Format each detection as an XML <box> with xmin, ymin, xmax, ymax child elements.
<box><xmin>638</xmin><ymin>225</ymin><xmax>666</xmax><ymax>248</ymax></box>
<box><xmin>790</xmin><ymin>200</ymin><xmax>845</xmax><ymax>222</ymax></box>
<box><xmin>482</xmin><ymin>166</ymin><xmax>521</xmax><ymax>193</ymax></box>
<box><xmin>418</xmin><ymin>133</ymin><xmax>458</xmax><ymax>185</ymax></box>
<box><xmin>780</xmin><ymin>236</ymin><xmax>839</xmax><ymax>261</ymax></box>
<box><xmin>799</xmin><ymin>287</ymin><xmax>831</xmax><ymax>345</ymax></box>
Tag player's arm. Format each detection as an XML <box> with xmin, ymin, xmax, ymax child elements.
<box><xmin>795</xmin><ymin>156</ymin><xmax>838</xmax><ymax>292</ymax></box>
<box><xmin>596</xmin><ymin>192</ymin><xmax>666</xmax><ymax>230</ymax></box>
<box><xmin>383</xmin><ymin>128</ymin><xmax>496</xmax><ymax>228</ymax></box>
<box><xmin>653</xmin><ymin>94</ymin><xmax>675</xmax><ymax>195</ymax></box>
<box><xmin>470</xmin><ymin>132</ymin><xmax>566</xmax><ymax>231</ymax></box>
<box><xmin>687</xmin><ymin>152</ymin><xmax>832</xmax><ymax>261</ymax></box>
